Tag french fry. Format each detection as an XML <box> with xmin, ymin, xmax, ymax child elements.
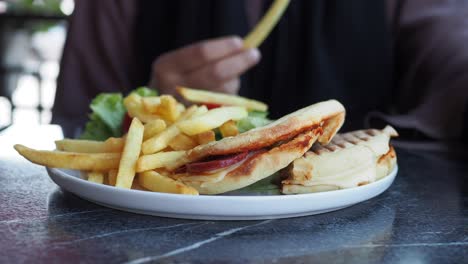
<box><xmin>55</xmin><ymin>137</ymin><xmax>124</xmax><ymax>153</ymax></box>
<box><xmin>219</xmin><ymin>120</ymin><xmax>239</xmax><ymax>138</ymax></box>
<box><xmin>131</xmin><ymin>178</ymin><xmax>147</xmax><ymax>191</ymax></box>
<box><xmin>139</xmin><ymin>170</ymin><xmax>199</xmax><ymax>195</ymax></box>
<box><xmin>244</xmin><ymin>0</ymin><xmax>291</xmax><ymax>48</ymax></box>
<box><xmin>168</xmin><ymin>134</ymin><xmax>198</xmax><ymax>151</ymax></box>
<box><xmin>165</xmin><ymin>155</ymin><xmax>191</xmax><ymax>171</ymax></box>
<box><xmin>194</xmin><ymin>130</ymin><xmax>216</xmax><ymax>145</ymax></box>
<box><xmin>142</xmin><ymin>96</ymin><xmax>161</xmax><ymax>113</ymax></box>
<box><xmin>136</xmin><ymin>151</ymin><xmax>187</xmax><ymax>172</ymax></box>
<box><xmin>177</xmin><ymin>106</ymin><xmax>247</xmax><ymax>136</ymax></box>
<box><xmin>116</xmin><ymin>118</ymin><xmax>144</xmax><ymax>189</ymax></box>
<box><xmin>177</xmin><ymin>103</ymin><xmax>186</xmax><ymax>114</ymax></box>
<box><xmin>143</xmin><ymin>119</ymin><xmax>167</xmax><ymax>140</ymax></box>
<box><xmin>108</xmin><ymin>169</ymin><xmax>118</xmax><ymax>186</ymax></box>
<box><xmin>158</xmin><ymin>95</ymin><xmax>180</xmax><ymax>122</ymax></box>
<box><xmin>87</xmin><ymin>171</ymin><xmax>105</xmax><ymax>184</ymax></box>
<box><xmin>124</xmin><ymin>94</ymin><xmax>161</xmax><ymax>123</ymax></box>
<box><xmin>14</xmin><ymin>144</ymin><xmax>121</xmax><ymax>171</ymax></box>
<box><xmin>142</xmin><ymin>124</ymin><xmax>179</xmax><ymax>154</ymax></box>
<box><xmin>142</xmin><ymin>105</ymin><xmax>206</xmax><ymax>154</ymax></box>
<box><xmin>142</xmin><ymin>95</ymin><xmax>180</xmax><ymax>123</ymax></box>
<box><xmin>177</xmin><ymin>86</ymin><xmax>268</xmax><ymax>111</ymax></box>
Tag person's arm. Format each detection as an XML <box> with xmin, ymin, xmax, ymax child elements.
<box><xmin>53</xmin><ymin>1</ymin><xmax>260</xmax><ymax>138</ymax></box>
<box><xmin>388</xmin><ymin>0</ymin><xmax>468</xmax><ymax>140</ymax></box>
<box><xmin>52</xmin><ymin>0</ymin><xmax>138</xmax><ymax>136</ymax></box>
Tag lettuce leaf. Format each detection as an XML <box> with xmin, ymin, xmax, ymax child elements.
<box><xmin>80</xmin><ymin>93</ymin><xmax>125</xmax><ymax>140</ymax></box>
<box><xmin>132</xmin><ymin>86</ymin><xmax>158</xmax><ymax>97</ymax></box>
<box><xmin>80</xmin><ymin>112</ymin><xmax>114</xmax><ymax>141</ymax></box>
<box><xmin>89</xmin><ymin>93</ymin><xmax>126</xmax><ymax>137</ymax></box>
<box><xmin>80</xmin><ymin>87</ymin><xmax>158</xmax><ymax>141</ymax></box>
<box><xmin>237</xmin><ymin>111</ymin><xmax>272</xmax><ymax>134</ymax></box>
<box><xmin>227</xmin><ymin>173</ymin><xmax>282</xmax><ymax>195</ymax></box>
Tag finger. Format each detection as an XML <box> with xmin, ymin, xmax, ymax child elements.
<box><xmin>150</xmin><ymin>68</ymin><xmax>184</xmax><ymax>95</ymax></box>
<box><xmin>184</xmin><ymin>48</ymin><xmax>261</xmax><ymax>90</ymax></box>
<box><xmin>156</xmin><ymin>36</ymin><xmax>244</xmax><ymax>73</ymax></box>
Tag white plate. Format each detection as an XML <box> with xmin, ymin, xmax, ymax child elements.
<box><xmin>46</xmin><ymin>167</ymin><xmax>398</xmax><ymax>220</ymax></box>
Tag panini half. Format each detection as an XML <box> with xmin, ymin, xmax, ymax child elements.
<box><xmin>282</xmin><ymin>126</ymin><xmax>398</xmax><ymax>194</ymax></box>
<box><xmin>171</xmin><ymin>100</ymin><xmax>346</xmax><ymax>194</ymax></box>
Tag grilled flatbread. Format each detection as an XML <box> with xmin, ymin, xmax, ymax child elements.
<box><xmin>171</xmin><ymin>100</ymin><xmax>346</xmax><ymax>194</ymax></box>
<box><xmin>282</xmin><ymin>126</ymin><xmax>398</xmax><ymax>194</ymax></box>
<box><xmin>186</xmin><ymin>100</ymin><xmax>345</xmax><ymax>161</ymax></box>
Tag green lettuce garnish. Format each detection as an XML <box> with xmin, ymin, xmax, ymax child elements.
<box><xmin>237</xmin><ymin>111</ymin><xmax>272</xmax><ymax>134</ymax></box>
<box><xmin>79</xmin><ymin>111</ymin><xmax>115</xmax><ymax>141</ymax></box>
<box><xmin>132</xmin><ymin>86</ymin><xmax>158</xmax><ymax>97</ymax></box>
<box><xmin>80</xmin><ymin>87</ymin><xmax>157</xmax><ymax>141</ymax></box>
<box><xmin>227</xmin><ymin>173</ymin><xmax>282</xmax><ymax>195</ymax></box>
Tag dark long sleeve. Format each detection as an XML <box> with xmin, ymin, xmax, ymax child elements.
<box><xmin>53</xmin><ymin>0</ymin><xmax>468</xmax><ymax>141</ymax></box>
<box><xmin>52</xmin><ymin>0</ymin><xmax>138</xmax><ymax>136</ymax></box>
<box><xmin>385</xmin><ymin>0</ymin><xmax>468</xmax><ymax>140</ymax></box>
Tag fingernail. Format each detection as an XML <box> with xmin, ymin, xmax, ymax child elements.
<box><xmin>248</xmin><ymin>48</ymin><xmax>261</xmax><ymax>62</ymax></box>
<box><xmin>230</xmin><ymin>36</ymin><xmax>244</xmax><ymax>48</ymax></box>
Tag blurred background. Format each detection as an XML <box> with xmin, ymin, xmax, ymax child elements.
<box><xmin>0</xmin><ymin>0</ymin><xmax>74</xmax><ymax>131</ymax></box>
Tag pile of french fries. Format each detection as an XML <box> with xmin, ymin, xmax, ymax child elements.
<box><xmin>14</xmin><ymin>87</ymin><xmax>268</xmax><ymax>195</ymax></box>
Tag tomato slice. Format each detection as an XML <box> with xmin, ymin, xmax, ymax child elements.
<box><xmin>122</xmin><ymin>112</ymin><xmax>132</xmax><ymax>133</ymax></box>
<box><xmin>185</xmin><ymin>152</ymin><xmax>249</xmax><ymax>173</ymax></box>
<box><xmin>202</xmin><ymin>103</ymin><xmax>222</xmax><ymax>110</ymax></box>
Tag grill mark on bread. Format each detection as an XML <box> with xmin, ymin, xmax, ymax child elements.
<box><xmin>307</xmin><ymin>128</ymin><xmax>392</xmax><ymax>157</ymax></box>
<box><xmin>358</xmin><ymin>181</ymin><xmax>370</xmax><ymax>186</ymax></box>
<box><xmin>378</xmin><ymin>145</ymin><xmax>396</xmax><ymax>164</ymax></box>
<box><xmin>365</xmin><ymin>130</ymin><xmax>377</xmax><ymax>136</ymax></box>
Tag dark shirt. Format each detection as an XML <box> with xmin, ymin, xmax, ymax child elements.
<box><xmin>53</xmin><ymin>0</ymin><xmax>468</xmax><ymax>141</ymax></box>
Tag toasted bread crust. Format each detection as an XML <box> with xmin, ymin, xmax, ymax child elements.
<box><xmin>183</xmin><ymin>128</ymin><xmax>321</xmax><ymax>194</ymax></box>
<box><xmin>187</xmin><ymin>100</ymin><xmax>345</xmax><ymax>161</ymax></box>
<box><xmin>281</xmin><ymin>126</ymin><xmax>398</xmax><ymax>194</ymax></box>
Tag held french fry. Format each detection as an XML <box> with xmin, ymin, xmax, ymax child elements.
<box><xmin>177</xmin><ymin>86</ymin><xmax>268</xmax><ymax>111</ymax></box>
<box><xmin>55</xmin><ymin>138</ymin><xmax>124</xmax><ymax>153</ymax></box>
<box><xmin>139</xmin><ymin>171</ymin><xmax>199</xmax><ymax>195</ymax></box>
<box><xmin>244</xmin><ymin>0</ymin><xmax>291</xmax><ymax>48</ymax></box>
<box><xmin>143</xmin><ymin>119</ymin><xmax>167</xmax><ymax>140</ymax></box>
<box><xmin>116</xmin><ymin>118</ymin><xmax>144</xmax><ymax>189</ymax></box>
<box><xmin>177</xmin><ymin>106</ymin><xmax>248</xmax><ymax>136</ymax></box>
<box><xmin>136</xmin><ymin>151</ymin><xmax>187</xmax><ymax>172</ymax></box>
<box><xmin>87</xmin><ymin>171</ymin><xmax>105</xmax><ymax>184</ymax></box>
<box><xmin>14</xmin><ymin>144</ymin><xmax>121</xmax><ymax>171</ymax></box>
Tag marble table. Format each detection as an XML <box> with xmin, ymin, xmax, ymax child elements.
<box><xmin>1</xmin><ymin>126</ymin><xmax>467</xmax><ymax>263</ymax></box>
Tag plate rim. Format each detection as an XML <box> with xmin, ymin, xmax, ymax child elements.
<box><xmin>46</xmin><ymin>166</ymin><xmax>398</xmax><ymax>201</ymax></box>
<box><xmin>46</xmin><ymin>166</ymin><xmax>398</xmax><ymax>220</ymax></box>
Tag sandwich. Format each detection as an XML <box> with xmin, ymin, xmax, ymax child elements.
<box><xmin>281</xmin><ymin>126</ymin><xmax>398</xmax><ymax>194</ymax></box>
<box><xmin>170</xmin><ymin>100</ymin><xmax>346</xmax><ymax>194</ymax></box>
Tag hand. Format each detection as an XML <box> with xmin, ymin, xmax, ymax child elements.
<box><xmin>149</xmin><ymin>36</ymin><xmax>261</xmax><ymax>95</ymax></box>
